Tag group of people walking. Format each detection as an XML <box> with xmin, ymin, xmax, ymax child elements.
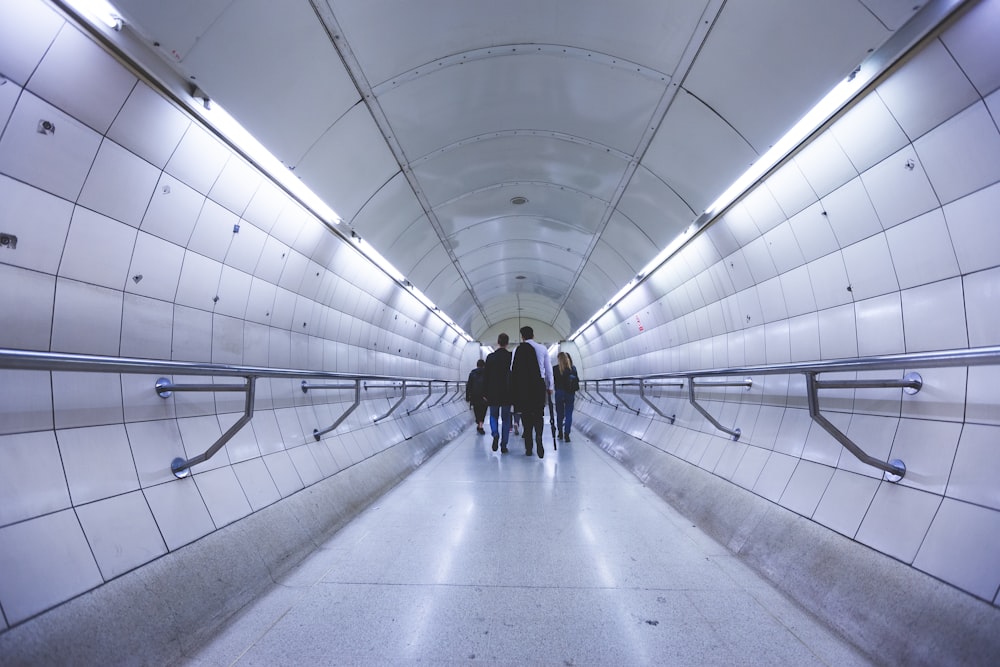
<box><xmin>465</xmin><ymin>326</ymin><xmax>579</xmax><ymax>458</ymax></box>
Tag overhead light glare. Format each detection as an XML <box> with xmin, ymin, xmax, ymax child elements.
<box><xmin>66</xmin><ymin>0</ymin><xmax>123</xmax><ymax>30</ymax></box>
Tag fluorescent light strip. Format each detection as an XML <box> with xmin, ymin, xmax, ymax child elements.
<box><xmin>571</xmin><ymin>62</ymin><xmax>877</xmax><ymax>343</ymax></box>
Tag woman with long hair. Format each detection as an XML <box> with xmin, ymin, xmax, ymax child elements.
<box><xmin>552</xmin><ymin>351</ymin><xmax>579</xmax><ymax>442</ymax></box>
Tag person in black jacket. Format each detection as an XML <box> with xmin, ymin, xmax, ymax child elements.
<box><xmin>483</xmin><ymin>333</ymin><xmax>513</xmax><ymax>452</ymax></box>
<box><xmin>465</xmin><ymin>359</ymin><xmax>487</xmax><ymax>434</ymax></box>
<box><xmin>553</xmin><ymin>351</ymin><xmax>579</xmax><ymax>442</ymax></box>
<box><xmin>509</xmin><ymin>326</ymin><xmax>554</xmax><ymax>458</ymax></box>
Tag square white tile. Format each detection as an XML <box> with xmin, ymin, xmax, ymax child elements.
<box><xmin>884</xmin><ymin>209</ymin><xmax>959</xmax><ymax>290</ymax></box>
<box><xmin>0</xmin><ymin>431</ymin><xmax>70</xmax><ymax>526</ymax></box>
<box><xmin>855</xmin><ymin>483</ymin><xmax>940</xmax><ymax>563</ymax></box>
<box><xmin>75</xmin><ymin>491</ymin><xmax>167</xmax><ymax>580</ymax></box>
<box><xmin>860</xmin><ymin>147</ymin><xmax>939</xmax><ymax>230</ymax></box>
<box><xmin>0</xmin><ymin>0</ymin><xmax>62</xmax><ymax>86</ymax></box>
<box><xmin>764</xmin><ymin>161</ymin><xmax>814</xmax><ymax>218</ymax></box>
<box><xmin>194</xmin><ymin>466</ymin><xmax>252</xmax><ymax>529</ymax></box>
<box><xmin>164</xmin><ymin>123</ymin><xmax>229</xmax><ymax>195</ymax></box>
<box><xmin>0</xmin><ymin>173</ymin><xmax>73</xmax><ymax>274</ymax></box>
<box><xmin>209</xmin><ymin>156</ymin><xmax>261</xmax><ymax>217</ymax></box>
<box><xmin>263</xmin><ymin>450</ymin><xmax>305</xmax><ymax>497</ymax></box>
<box><xmin>817</xmin><ymin>304</ymin><xmax>858</xmax><ymax>360</ymax></box>
<box><xmin>854</xmin><ymin>293</ymin><xmax>903</xmax><ymax>357</ymax></box>
<box><xmin>821</xmin><ymin>178</ymin><xmax>883</xmax><ymax>247</ymax></box>
<box><xmin>0</xmin><ymin>264</ymin><xmax>55</xmax><ymax>351</ymax></box>
<box><xmin>793</xmin><ymin>132</ymin><xmax>857</xmax><ymax>199</ymax></box>
<box><xmin>915</xmin><ymin>101</ymin><xmax>1000</xmax><ymax>205</ymax></box>
<box><xmin>139</xmin><ymin>174</ymin><xmax>204</xmax><ymax>247</ymax></box>
<box><xmin>188</xmin><ymin>199</ymin><xmax>240</xmax><ymax>263</ymax></box>
<box><xmin>77</xmin><ymin>139</ymin><xmax>159</xmax><ymax>228</ymax></box>
<box><xmin>0</xmin><ymin>91</ymin><xmax>101</xmax><ymax>201</ymax></box>
<box><xmin>778</xmin><ymin>459</ymin><xmax>835</xmax><ymax>518</ymax></box>
<box><xmin>875</xmin><ymin>39</ymin><xmax>979</xmax><ymax>140</ymax></box>
<box><xmin>829</xmin><ymin>92</ymin><xmax>909</xmax><ymax>173</ymax></box>
<box><xmin>51</xmin><ymin>370</ymin><xmax>123</xmax><ymax>429</ymax></box>
<box><xmin>912</xmin><ymin>498</ymin><xmax>1000</xmax><ymax>601</ymax></box>
<box><xmin>0</xmin><ymin>509</ymin><xmax>102</xmax><ymax>624</ymax></box>
<box><xmin>26</xmin><ymin>23</ymin><xmax>135</xmax><ymax>133</ymax></box>
<box><xmin>942</xmin><ymin>181</ymin><xmax>1000</xmax><ymax>274</ymax></box>
<box><xmin>59</xmin><ymin>206</ymin><xmax>136</xmax><ymax>290</ymax></box>
<box><xmin>57</xmin><ymin>424</ymin><xmax>139</xmax><ymax>505</ymax></box>
<box><xmin>233</xmin><ymin>458</ymin><xmax>281</xmax><ymax>511</ymax></box>
<box><xmin>51</xmin><ymin>278</ymin><xmax>123</xmax><ymax>354</ymax></box>
<box><xmin>143</xmin><ymin>478</ymin><xmax>216</xmax><ymax>550</ymax></box>
<box><xmin>963</xmin><ymin>266</ymin><xmax>1000</xmax><ymax>347</ymax></box>
<box><xmin>841</xmin><ymin>234</ymin><xmax>899</xmax><ymax>301</ymax></box>
<box><xmin>107</xmin><ymin>82</ymin><xmax>189</xmax><ymax>169</ymax></box>
<box><xmin>900</xmin><ymin>278</ymin><xmax>968</xmax><ymax>353</ymax></box>
<box><xmin>811</xmin><ymin>470</ymin><xmax>879</xmax><ymax>538</ymax></box>
<box><xmin>126</xmin><ymin>418</ymin><xmax>186</xmax><ymax>488</ymax></box>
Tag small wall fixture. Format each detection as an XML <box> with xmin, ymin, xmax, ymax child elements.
<box><xmin>510</xmin><ymin>196</ymin><xmax>528</xmax><ymax>205</ymax></box>
<box><xmin>37</xmin><ymin>119</ymin><xmax>55</xmax><ymax>135</ymax></box>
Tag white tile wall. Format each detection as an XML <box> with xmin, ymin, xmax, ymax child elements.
<box><xmin>793</xmin><ymin>132</ymin><xmax>857</xmax><ymax>199</ymax></box>
<box><xmin>914</xmin><ymin>498</ymin><xmax>1000</xmax><ymax>602</ymax></box>
<box><xmin>0</xmin><ymin>509</ymin><xmax>103</xmax><ymax>624</ymax></box>
<box><xmin>0</xmin><ymin>369</ymin><xmax>54</xmax><ymax>435</ymax></box>
<box><xmin>0</xmin><ymin>174</ymin><xmax>74</xmax><ymax>274</ymax></box>
<box><xmin>811</xmin><ymin>469</ymin><xmax>879</xmax><ymax>538</ymax></box>
<box><xmin>164</xmin><ymin>124</ymin><xmax>229</xmax><ymax>195</ymax></box>
<box><xmin>0</xmin><ymin>91</ymin><xmax>102</xmax><ymax>201</ymax></box>
<box><xmin>829</xmin><ymin>93</ymin><xmax>909</xmax><ymax>174</ymax></box>
<box><xmin>0</xmin><ymin>264</ymin><xmax>55</xmax><ymax>350</ymax></box>
<box><xmin>77</xmin><ymin>139</ymin><xmax>159</xmax><ymax>227</ymax></box>
<box><xmin>52</xmin><ymin>279</ymin><xmax>123</xmax><ymax>355</ymax></box>
<box><xmin>140</xmin><ymin>174</ymin><xmax>205</xmax><ymax>246</ymax></box>
<box><xmin>860</xmin><ymin>147</ymin><xmax>939</xmax><ymax>230</ymax></box>
<box><xmin>194</xmin><ymin>466</ymin><xmax>252</xmax><ymax>528</ymax></box>
<box><xmin>821</xmin><ymin>178</ymin><xmax>882</xmax><ymax>247</ymax></box>
<box><xmin>915</xmin><ymin>101</ymin><xmax>1000</xmax><ymax>205</ymax></box>
<box><xmin>143</xmin><ymin>479</ymin><xmax>216</xmax><ymax>550</ymax></box>
<box><xmin>0</xmin><ymin>430</ymin><xmax>69</xmax><ymax>526</ymax></box>
<box><xmin>854</xmin><ymin>483</ymin><xmax>940</xmax><ymax>563</ymax></box>
<box><xmin>963</xmin><ymin>266</ymin><xmax>1000</xmax><ymax>346</ymax></box>
<box><xmin>26</xmin><ymin>24</ymin><xmax>135</xmax><ymax>134</ymax></box>
<box><xmin>943</xmin><ymin>182</ymin><xmax>1000</xmax><ymax>274</ymax></box>
<box><xmin>0</xmin><ymin>0</ymin><xmax>62</xmax><ymax>86</ymax></box>
<box><xmin>59</xmin><ymin>207</ymin><xmax>137</xmax><ymax>290</ymax></box>
<box><xmin>854</xmin><ymin>294</ymin><xmax>904</xmax><ymax>357</ymax></box>
<box><xmin>57</xmin><ymin>424</ymin><xmax>139</xmax><ymax>505</ymax></box>
<box><xmin>188</xmin><ymin>199</ymin><xmax>240</xmax><ymax>263</ymax></box>
<box><xmin>901</xmin><ymin>278</ymin><xmax>968</xmax><ymax>352</ymax></box>
<box><xmin>75</xmin><ymin>491</ymin><xmax>167</xmax><ymax>580</ymax></box>
<box><xmin>107</xmin><ymin>82</ymin><xmax>190</xmax><ymax>169</ymax></box>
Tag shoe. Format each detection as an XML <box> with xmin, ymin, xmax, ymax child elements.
<box><xmin>500</xmin><ymin>446</ymin><xmax>508</xmax><ymax>454</ymax></box>
<box><xmin>537</xmin><ymin>442</ymin><xmax>544</xmax><ymax>459</ymax></box>
<box><xmin>525</xmin><ymin>448</ymin><xmax>532</xmax><ymax>456</ymax></box>
<box><xmin>477</xmin><ymin>426</ymin><xmax>485</xmax><ymax>435</ymax></box>
<box><xmin>565</xmin><ymin>433</ymin><xmax>571</xmax><ymax>442</ymax></box>
<box><xmin>492</xmin><ymin>435</ymin><xmax>498</xmax><ymax>451</ymax></box>
<box><xmin>513</xmin><ymin>426</ymin><xmax>519</xmax><ymax>435</ymax></box>
<box><xmin>558</xmin><ymin>430</ymin><xmax>563</xmax><ymax>440</ymax></box>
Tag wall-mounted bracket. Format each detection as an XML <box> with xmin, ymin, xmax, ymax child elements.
<box><xmin>301</xmin><ymin>380</ymin><xmax>361</xmax><ymax>441</ymax></box>
<box><xmin>687</xmin><ymin>377</ymin><xmax>752</xmax><ymax>440</ymax></box>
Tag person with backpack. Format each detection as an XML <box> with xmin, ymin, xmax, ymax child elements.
<box><xmin>553</xmin><ymin>351</ymin><xmax>579</xmax><ymax>442</ymax></box>
<box><xmin>509</xmin><ymin>326</ymin><xmax>554</xmax><ymax>458</ymax></box>
<box><xmin>483</xmin><ymin>333</ymin><xmax>513</xmax><ymax>452</ymax></box>
<box><xmin>466</xmin><ymin>359</ymin><xmax>487</xmax><ymax>434</ymax></box>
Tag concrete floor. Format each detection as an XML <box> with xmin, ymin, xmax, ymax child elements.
<box><xmin>184</xmin><ymin>424</ymin><xmax>872</xmax><ymax>666</ymax></box>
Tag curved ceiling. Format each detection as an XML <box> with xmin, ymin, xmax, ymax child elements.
<box><xmin>108</xmin><ymin>0</ymin><xmax>922</xmax><ymax>341</ymax></box>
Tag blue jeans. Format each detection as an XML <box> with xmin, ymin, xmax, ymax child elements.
<box><xmin>554</xmin><ymin>390</ymin><xmax>575</xmax><ymax>435</ymax></box>
<box><xmin>489</xmin><ymin>404</ymin><xmax>512</xmax><ymax>446</ymax></box>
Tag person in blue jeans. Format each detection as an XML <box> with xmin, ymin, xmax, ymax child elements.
<box><xmin>552</xmin><ymin>351</ymin><xmax>579</xmax><ymax>441</ymax></box>
<box><xmin>483</xmin><ymin>333</ymin><xmax>513</xmax><ymax>453</ymax></box>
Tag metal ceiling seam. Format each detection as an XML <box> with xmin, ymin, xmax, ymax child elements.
<box><xmin>368</xmin><ymin>43</ymin><xmax>672</xmax><ymax>96</ymax></box>
<box><xmin>550</xmin><ymin>0</ymin><xmax>727</xmax><ymax>330</ymax></box>
<box><xmin>448</xmin><ymin>213</ymin><xmax>592</xmax><ymax>241</ymax></box>
<box><xmin>433</xmin><ymin>180</ymin><xmax>613</xmax><ymax>210</ymax></box>
<box><xmin>408</xmin><ymin>129</ymin><xmax>634</xmax><ymax>167</ymax></box>
<box><xmin>309</xmin><ymin>0</ymin><xmax>490</xmax><ymax>328</ymax></box>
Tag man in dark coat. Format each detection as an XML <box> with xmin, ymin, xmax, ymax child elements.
<box><xmin>483</xmin><ymin>333</ymin><xmax>513</xmax><ymax>453</ymax></box>
<box><xmin>509</xmin><ymin>326</ymin><xmax>554</xmax><ymax>458</ymax></box>
<box><xmin>466</xmin><ymin>359</ymin><xmax>487</xmax><ymax>434</ymax></box>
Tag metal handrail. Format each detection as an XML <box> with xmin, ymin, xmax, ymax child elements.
<box><xmin>586</xmin><ymin>345</ymin><xmax>1000</xmax><ymax>481</ymax></box>
<box><xmin>612</xmin><ymin>380</ymin><xmax>641</xmax><ymax>415</ymax></box>
<box><xmin>0</xmin><ymin>348</ymin><xmax>459</xmax><ymax>476</ymax></box>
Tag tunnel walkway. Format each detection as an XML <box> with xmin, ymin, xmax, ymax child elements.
<box><xmin>184</xmin><ymin>422</ymin><xmax>870</xmax><ymax>666</ymax></box>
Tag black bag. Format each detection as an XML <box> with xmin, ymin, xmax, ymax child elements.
<box><xmin>569</xmin><ymin>368</ymin><xmax>580</xmax><ymax>393</ymax></box>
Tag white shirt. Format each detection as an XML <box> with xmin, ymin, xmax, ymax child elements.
<box><xmin>512</xmin><ymin>338</ymin><xmax>554</xmax><ymax>392</ymax></box>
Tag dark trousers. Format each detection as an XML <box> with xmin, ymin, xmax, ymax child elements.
<box><xmin>521</xmin><ymin>407</ymin><xmax>544</xmax><ymax>452</ymax></box>
<box><xmin>472</xmin><ymin>401</ymin><xmax>487</xmax><ymax>424</ymax></box>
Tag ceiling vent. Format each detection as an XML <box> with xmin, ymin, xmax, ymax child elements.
<box><xmin>510</xmin><ymin>196</ymin><xmax>528</xmax><ymax>205</ymax></box>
